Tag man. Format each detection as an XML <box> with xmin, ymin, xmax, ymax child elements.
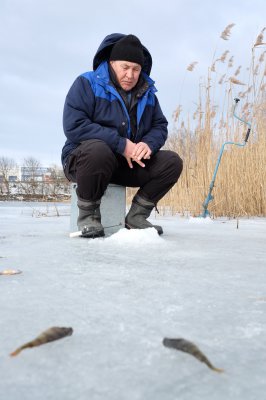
<box><xmin>62</xmin><ymin>33</ymin><xmax>183</xmax><ymax>238</ymax></box>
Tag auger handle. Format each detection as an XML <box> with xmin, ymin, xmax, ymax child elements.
<box><xmin>244</xmin><ymin>128</ymin><xmax>251</xmax><ymax>142</ymax></box>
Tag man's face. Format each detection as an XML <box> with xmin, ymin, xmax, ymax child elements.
<box><xmin>110</xmin><ymin>60</ymin><xmax>141</xmax><ymax>91</ymax></box>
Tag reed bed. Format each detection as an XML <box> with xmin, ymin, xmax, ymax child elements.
<box><xmin>128</xmin><ymin>25</ymin><xmax>266</xmax><ymax>218</ymax></box>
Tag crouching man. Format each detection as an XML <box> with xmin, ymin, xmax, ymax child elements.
<box><xmin>62</xmin><ymin>33</ymin><xmax>183</xmax><ymax>238</ymax></box>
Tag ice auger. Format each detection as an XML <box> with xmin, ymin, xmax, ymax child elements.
<box><xmin>200</xmin><ymin>98</ymin><xmax>252</xmax><ymax>218</ymax></box>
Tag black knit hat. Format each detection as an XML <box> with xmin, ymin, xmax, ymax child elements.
<box><xmin>109</xmin><ymin>34</ymin><xmax>144</xmax><ymax>67</ymax></box>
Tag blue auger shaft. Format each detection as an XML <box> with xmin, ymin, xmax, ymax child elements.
<box><xmin>200</xmin><ymin>99</ymin><xmax>252</xmax><ymax>218</ymax></box>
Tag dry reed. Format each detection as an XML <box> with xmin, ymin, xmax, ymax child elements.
<box><xmin>220</xmin><ymin>23</ymin><xmax>235</xmax><ymax>40</ymax></box>
<box><xmin>187</xmin><ymin>61</ymin><xmax>198</xmax><ymax>71</ymax></box>
<box><xmin>127</xmin><ymin>27</ymin><xmax>266</xmax><ymax>218</ymax></box>
<box><xmin>228</xmin><ymin>56</ymin><xmax>234</xmax><ymax>68</ymax></box>
<box><xmin>254</xmin><ymin>27</ymin><xmax>266</xmax><ymax>47</ymax></box>
<box><xmin>229</xmin><ymin>77</ymin><xmax>246</xmax><ymax>85</ymax></box>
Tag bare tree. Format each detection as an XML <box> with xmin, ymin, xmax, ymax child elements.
<box><xmin>48</xmin><ymin>164</ymin><xmax>63</xmax><ymax>180</ymax></box>
<box><xmin>23</xmin><ymin>157</ymin><xmax>41</xmax><ymax>178</ymax></box>
<box><xmin>20</xmin><ymin>157</ymin><xmax>42</xmax><ymax>196</ymax></box>
<box><xmin>0</xmin><ymin>156</ymin><xmax>17</xmax><ymax>196</ymax></box>
<box><xmin>0</xmin><ymin>156</ymin><xmax>70</xmax><ymax>200</ymax></box>
<box><xmin>47</xmin><ymin>164</ymin><xmax>69</xmax><ymax>197</ymax></box>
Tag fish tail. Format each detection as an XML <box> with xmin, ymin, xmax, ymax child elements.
<box><xmin>199</xmin><ymin>354</ymin><xmax>224</xmax><ymax>373</ymax></box>
<box><xmin>211</xmin><ymin>366</ymin><xmax>224</xmax><ymax>373</ymax></box>
<box><xmin>9</xmin><ymin>340</ymin><xmax>37</xmax><ymax>356</ymax></box>
<box><xmin>205</xmin><ymin>359</ymin><xmax>224</xmax><ymax>373</ymax></box>
<box><xmin>10</xmin><ymin>348</ymin><xmax>21</xmax><ymax>357</ymax></box>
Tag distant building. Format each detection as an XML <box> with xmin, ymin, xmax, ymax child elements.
<box><xmin>20</xmin><ymin>166</ymin><xmax>49</xmax><ymax>181</ymax></box>
<box><xmin>0</xmin><ymin>165</ymin><xmax>69</xmax><ymax>186</ymax></box>
<box><xmin>0</xmin><ymin>166</ymin><xmax>21</xmax><ymax>182</ymax></box>
<box><xmin>43</xmin><ymin>173</ymin><xmax>53</xmax><ymax>182</ymax></box>
<box><xmin>0</xmin><ymin>166</ymin><xmax>51</xmax><ymax>183</ymax></box>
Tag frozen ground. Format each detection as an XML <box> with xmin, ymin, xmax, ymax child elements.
<box><xmin>0</xmin><ymin>201</ymin><xmax>266</xmax><ymax>400</ymax></box>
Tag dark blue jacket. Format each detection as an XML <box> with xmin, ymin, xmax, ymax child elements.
<box><xmin>62</xmin><ymin>33</ymin><xmax>168</xmax><ymax>167</ymax></box>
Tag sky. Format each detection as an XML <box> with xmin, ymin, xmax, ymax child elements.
<box><xmin>0</xmin><ymin>0</ymin><xmax>265</xmax><ymax>166</ymax></box>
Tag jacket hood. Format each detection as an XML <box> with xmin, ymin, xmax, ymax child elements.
<box><xmin>93</xmin><ymin>33</ymin><xmax>152</xmax><ymax>76</ymax></box>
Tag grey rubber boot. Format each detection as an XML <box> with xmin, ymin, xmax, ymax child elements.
<box><xmin>77</xmin><ymin>198</ymin><xmax>105</xmax><ymax>238</ymax></box>
<box><xmin>125</xmin><ymin>194</ymin><xmax>163</xmax><ymax>235</ymax></box>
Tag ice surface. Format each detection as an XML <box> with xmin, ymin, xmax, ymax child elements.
<box><xmin>0</xmin><ymin>202</ymin><xmax>266</xmax><ymax>400</ymax></box>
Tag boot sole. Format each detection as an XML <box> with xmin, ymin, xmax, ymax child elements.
<box><xmin>80</xmin><ymin>230</ymin><xmax>105</xmax><ymax>239</ymax></box>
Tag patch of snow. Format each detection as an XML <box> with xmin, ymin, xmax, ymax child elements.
<box><xmin>92</xmin><ymin>227</ymin><xmax>163</xmax><ymax>245</ymax></box>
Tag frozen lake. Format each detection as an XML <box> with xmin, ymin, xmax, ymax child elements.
<box><xmin>0</xmin><ymin>202</ymin><xmax>266</xmax><ymax>400</ymax></box>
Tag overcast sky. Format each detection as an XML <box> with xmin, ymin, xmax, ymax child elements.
<box><xmin>1</xmin><ymin>0</ymin><xmax>265</xmax><ymax>166</ymax></box>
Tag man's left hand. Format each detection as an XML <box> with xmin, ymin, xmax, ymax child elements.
<box><xmin>132</xmin><ymin>142</ymin><xmax>152</xmax><ymax>161</ymax></box>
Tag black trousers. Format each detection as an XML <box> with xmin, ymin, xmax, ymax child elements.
<box><xmin>64</xmin><ymin>139</ymin><xmax>183</xmax><ymax>204</ymax></box>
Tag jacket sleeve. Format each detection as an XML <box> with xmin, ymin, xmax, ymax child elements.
<box><xmin>141</xmin><ymin>95</ymin><xmax>168</xmax><ymax>154</ymax></box>
<box><xmin>63</xmin><ymin>76</ymin><xmax>126</xmax><ymax>154</ymax></box>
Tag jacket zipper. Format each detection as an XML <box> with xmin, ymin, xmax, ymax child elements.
<box><xmin>105</xmin><ymin>85</ymin><xmax>131</xmax><ymax>138</ymax></box>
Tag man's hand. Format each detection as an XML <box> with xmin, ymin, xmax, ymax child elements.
<box><xmin>132</xmin><ymin>142</ymin><xmax>152</xmax><ymax>160</ymax></box>
<box><xmin>123</xmin><ymin>139</ymin><xmax>146</xmax><ymax>168</ymax></box>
